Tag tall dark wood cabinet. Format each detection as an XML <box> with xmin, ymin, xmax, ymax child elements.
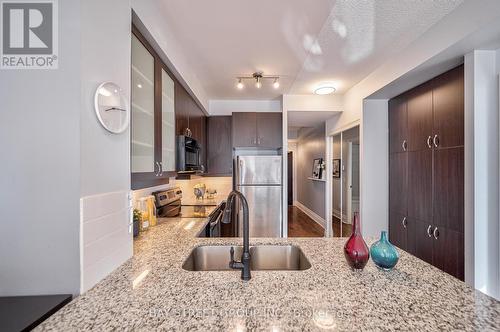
<box><xmin>389</xmin><ymin>65</ymin><xmax>464</xmax><ymax>280</ymax></box>
<box><xmin>206</xmin><ymin>116</ymin><xmax>232</xmax><ymax>176</ymax></box>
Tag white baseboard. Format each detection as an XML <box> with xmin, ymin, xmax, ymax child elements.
<box><xmin>294</xmin><ymin>201</ymin><xmax>326</xmax><ymax>229</ymax></box>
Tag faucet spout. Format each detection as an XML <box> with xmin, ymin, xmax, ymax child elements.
<box><xmin>222</xmin><ymin>190</ymin><xmax>251</xmax><ymax>281</ymax></box>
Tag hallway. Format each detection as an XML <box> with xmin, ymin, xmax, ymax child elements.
<box><xmin>287</xmin><ymin>206</ymin><xmax>324</xmax><ymax>237</ymax></box>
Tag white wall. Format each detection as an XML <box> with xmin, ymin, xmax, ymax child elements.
<box><xmin>209</xmin><ymin>99</ymin><xmax>281</xmax><ymax>115</ymax></box>
<box><xmin>80</xmin><ymin>0</ymin><xmax>131</xmax><ymax>198</ymax></box>
<box><xmin>285</xmin><ymin>94</ymin><xmax>343</xmax><ymax>112</ymax></box>
<box><xmin>282</xmin><ymin>94</ymin><xmax>345</xmax><ymax>236</ymax></box>
<box><xmin>0</xmin><ymin>0</ymin><xmax>81</xmax><ymax>296</ymax></box>
<box><xmin>79</xmin><ymin>0</ymin><xmax>133</xmax><ymax>293</ymax></box>
<box><xmin>0</xmin><ymin>0</ymin><xmax>138</xmax><ymax>296</ymax></box>
<box><xmin>464</xmin><ymin>50</ymin><xmax>500</xmax><ymax>299</ymax></box>
<box><xmin>360</xmin><ymin>100</ymin><xmax>389</xmax><ymax>237</ymax></box>
<box><xmin>296</xmin><ymin>125</ymin><xmax>326</xmax><ymax>221</ymax></box>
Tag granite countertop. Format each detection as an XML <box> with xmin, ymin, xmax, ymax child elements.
<box><xmin>37</xmin><ymin>217</ymin><xmax>500</xmax><ymax>331</ymax></box>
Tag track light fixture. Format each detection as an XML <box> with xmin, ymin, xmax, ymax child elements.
<box><xmin>255</xmin><ymin>75</ymin><xmax>262</xmax><ymax>89</ymax></box>
<box><xmin>235</xmin><ymin>72</ymin><xmax>280</xmax><ymax>90</ymax></box>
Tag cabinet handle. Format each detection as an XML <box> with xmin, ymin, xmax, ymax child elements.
<box><xmin>159</xmin><ymin>162</ymin><xmax>163</xmax><ymax>176</ymax></box>
<box><xmin>402</xmin><ymin>140</ymin><xmax>407</xmax><ymax>151</ymax></box>
<box><xmin>426</xmin><ymin>225</ymin><xmax>433</xmax><ymax>237</ymax></box>
<box><xmin>427</xmin><ymin>136</ymin><xmax>432</xmax><ymax>149</ymax></box>
<box><xmin>257</xmin><ymin>137</ymin><xmax>261</xmax><ymax>145</ymax></box>
<box><xmin>433</xmin><ymin>134</ymin><xmax>439</xmax><ymax>148</ymax></box>
<box><xmin>401</xmin><ymin>217</ymin><xmax>407</xmax><ymax>228</ymax></box>
<box><xmin>433</xmin><ymin>227</ymin><xmax>439</xmax><ymax>240</ymax></box>
<box><xmin>154</xmin><ymin>161</ymin><xmax>160</xmax><ymax>176</ymax></box>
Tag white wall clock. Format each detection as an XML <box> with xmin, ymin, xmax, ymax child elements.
<box><xmin>94</xmin><ymin>82</ymin><xmax>129</xmax><ymax>134</ymax></box>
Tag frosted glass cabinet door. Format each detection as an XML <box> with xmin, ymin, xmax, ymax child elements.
<box><xmin>161</xmin><ymin>69</ymin><xmax>175</xmax><ymax>172</ymax></box>
<box><xmin>131</xmin><ymin>34</ymin><xmax>155</xmax><ymax>173</ymax></box>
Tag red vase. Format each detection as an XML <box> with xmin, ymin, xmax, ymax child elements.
<box><xmin>344</xmin><ymin>212</ymin><xmax>369</xmax><ymax>269</ymax></box>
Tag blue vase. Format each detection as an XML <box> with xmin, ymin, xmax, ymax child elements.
<box><xmin>370</xmin><ymin>231</ymin><xmax>399</xmax><ymax>270</ymax></box>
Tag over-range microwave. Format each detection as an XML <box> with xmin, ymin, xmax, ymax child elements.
<box><xmin>176</xmin><ymin>135</ymin><xmax>204</xmax><ymax>173</ymax></box>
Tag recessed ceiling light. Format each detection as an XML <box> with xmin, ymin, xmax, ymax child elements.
<box><xmin>137</xmin><ymin>83</ymin><xmax>142</xmax><ymax>89</ymax></box>
<box><xmin>314</xmin><ymin>85</ymin><xmax>336</xmax><ymax>95</ymax></box>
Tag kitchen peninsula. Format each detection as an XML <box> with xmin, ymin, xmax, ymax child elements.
<box><xmin>37</xmin><ymin>217</ymin><xmax>500</xmax><ymax>331</ymax></box>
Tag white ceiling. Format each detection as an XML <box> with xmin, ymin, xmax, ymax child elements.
<box><xmin>158</xmin><ymin>0</ymin><xmax>464</xmax><ymax>100</ymax></box>
<box><xmin>287</xmin><ymin>111</ymin><xmax>339</xmax><ymax>128</ymax></box>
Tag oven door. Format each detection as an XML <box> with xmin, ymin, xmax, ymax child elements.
<box><xmin>157</xmin><ymin>199</ymin><xmax>181</xmax><ymax>217</ymax></box>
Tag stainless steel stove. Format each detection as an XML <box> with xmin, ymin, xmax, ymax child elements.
<box><xmin>152</xmin><ymin>187</ymin><xmax>216</xmax><ymax>218</ymax></box>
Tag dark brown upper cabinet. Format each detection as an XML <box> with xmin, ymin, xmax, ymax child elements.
<box><xmin>131</xmin><ymin>26</ymin><xmax>206</xmax><ymax>189</ymax></box>
<box><xmin>232</xmin><ymin>112</ymin><xmax>258</xmax><ymax>147</ymax></box>
<box><xmin>256</xmin><ymin>113</ymin><xmax>283</xmax><ymax>149</ymax></box>
<box><xmin>407</xmin><ymin>83</ymin><xmax>433</xmax><ymax>152</ymax></box>
<box><xmin>432</xmin><ymin>65</ymin><xmax>464</xmax><ymax>148</ymax></box>
<box><xmin>131</xmin><ymin>27</ymin><xmax>176</xmax><ymax>190</ymax></box>
<box><xmin>388</xmin><ymin>97</ymin><xmax>408</xmax><ymax>153</ymax></box>
<box><xmin>206</xmin><ymin>116</ymin><xmax>232</xmax><ymax>176</ymax></box>
<box><xmin>232</xmin><ymin>112</ymin><xmax>282</xmax><ymax>149</ymax></box>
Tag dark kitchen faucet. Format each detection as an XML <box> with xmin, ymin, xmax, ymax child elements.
<box><xmin>221</xmin><ymin>190</ymin><xmax>251</xmax><ymax>281</ymax></box>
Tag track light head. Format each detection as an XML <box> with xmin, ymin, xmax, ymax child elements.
<box><xmin>236</xmin><ymin>78</ymin><xmax>244</xmax><ymax>89</ymax></box>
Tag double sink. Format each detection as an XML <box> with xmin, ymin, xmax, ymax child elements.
<box><xmin>182</xmin><ymin>245</ymin><xmax>311</xmax><ymax>271</ymax></box>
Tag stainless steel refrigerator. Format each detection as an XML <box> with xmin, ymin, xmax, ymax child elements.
<box><xmin>235</xmin><ymin>155</ymin><xmax>282</xmax><ymax>237</ymax></box>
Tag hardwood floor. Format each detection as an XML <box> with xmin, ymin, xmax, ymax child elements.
<box><xmin>288</xmin><ymin>206</ymin><xmax>324</xmax><ymax>237</ymax></box>
<box><xmin>332</xmin><ymin>216</ymin><xmax>352</xmax><ymax>237</ymax></box>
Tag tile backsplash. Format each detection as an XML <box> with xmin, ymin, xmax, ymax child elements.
<box><xmin>131</xmin><ymin>176</ymin><xmax>232</xmax><ymax>207</ymax></box>
<box><xmin>175</xmin><ymin>176</ymin><xmax>232</xmax><ymax>202</ymax></box>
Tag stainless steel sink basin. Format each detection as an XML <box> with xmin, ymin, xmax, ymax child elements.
<box><xmin>182</xmin><ymin>245</ymin><xmax>311</xmax><ymax>271</ymax></box>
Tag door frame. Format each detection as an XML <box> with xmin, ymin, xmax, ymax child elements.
<box><xmin>346</xmin><ymin>141</ymin><xmax>353</xmax><ymax>226</ymax></box>
<box><xmin>325</xmin><ymin>120</ymin><xmax>361</xmax><ymax>237</ymax></box>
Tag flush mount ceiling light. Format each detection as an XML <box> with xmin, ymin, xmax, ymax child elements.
<box><xmin>314</xmin><ymin>85</ymin><xmax>336</xmax><ymax>95</ymax></box>
<box><xmin>235</xmin><ymin>72</ymin><xmax>280</xmax><ymax>90</ymax></box>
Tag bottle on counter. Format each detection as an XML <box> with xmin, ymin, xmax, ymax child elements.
<box><xmin>138</xmin><ymin>197</ymin><xmax>150</xmax><ymax>231</ymax></box>
<box><xmin>344</xmin><ymin>212</ymin><xmax>370</xmax><ymax>270</ymax></box>
<box><xmin>146</xmin><ymin>195</ymin><xmax>157</xmax><ymax>227</ymax></box>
